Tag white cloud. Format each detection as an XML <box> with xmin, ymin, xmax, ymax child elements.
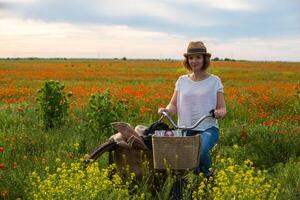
<box><xmin>170</xmin><ymin>0</ymin><xmax>256</xmax><ymax>11</ymax></box>
<box><xmin>89</xmin><ymin>0</ymin><xmax>219</xmax><ymax>27</ymax></box>
<box><xmin>208</xmin><ymin>37</ymin><xmax>300</xmax><ymax>61</ymax></box>
<box><xmin>0</xmin><ymin>17</ymin><xmax>187</xmax><ymax>58</ymax></box>
<box><xmin>202</xmin><ymin>0</ymin><xmax>255</xmax><ymax>10</ymax></box>
<box><xmin>1</xmin><ymin>17</ymin><xmax>300</xmax><ymax>61</ymax></box>
<box><xmin>0</xmin><ymin>0</ymin><xmax>37</xmax><ymax>2</ymax></box>
<box><xmin>0</xmin><ymin>1</ymin><xmax>299</xmax><ymax>61</ymax></box>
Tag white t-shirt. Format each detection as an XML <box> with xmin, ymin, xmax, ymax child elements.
<box><xmin>175</xmin><ymin>74</ymin><xmax>224</xmax><ymax>131</ymax></box>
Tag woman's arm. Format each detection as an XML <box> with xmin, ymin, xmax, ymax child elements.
<box><xmin>158</xmin><ymin>90</ymin><xmax>177</xmax><ymax>116</ymax></box>
<box><xmin>214</xmin><ymin>92</ymin><xmax>226</xmax><ymax>119</ymax></box>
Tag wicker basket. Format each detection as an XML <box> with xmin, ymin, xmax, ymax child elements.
<box><xmin>109</xmin><ymin>146</ymin><xmax>153</xmax><ymax>179</ymax></box>
<box><xmin>152</xmin><ymin>134</ymin><xmax>201</xmax><ymax>170</ymax></box>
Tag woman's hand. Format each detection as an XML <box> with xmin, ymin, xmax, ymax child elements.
<box><xmin>158</xmin><ymin>103</ymin><xmax>177</xmax><ymax>116</ymax></box>
<box><xmin>214</xmin><ymin>108</ymin><xmax>226</xmax><ymax>119</ymax></box>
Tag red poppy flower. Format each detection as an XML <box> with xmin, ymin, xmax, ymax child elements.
<box><xmin>1</xmin><ymin>191</ymin><xmax>9</xmax><ymax>198</ymax></box>
<box><xmin>0</xmin><ymin>163</ymin><xmax>5</xmax><ymax>170</ymax></box>
<box><xmin>16</xmin><ymin>107</ymin><xmax>24</xmax><ymax>112</ymax></box>
<box><xmin>12</xmin><ymin>162</ymin><xmax>17</xmax><ymax>169</ymax></box>
<box><xmin>68</xmin><ymin>153</ymin><xmax>74</xmax><ymax>159</ymax></box>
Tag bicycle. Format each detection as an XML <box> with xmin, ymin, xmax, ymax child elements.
<box><xmin>153</xmin><ymin>109</ymin><xmax>216</xmax><ymax>199</ymax></box>
<box><xmin>85</xmin><ymin>109</ymin><xmax>217</xmax><ymax>199</ymax></box>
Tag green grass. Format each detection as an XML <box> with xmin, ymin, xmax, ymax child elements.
<box><xmin>0</xmin><ymin>60</ymin><xmax>299</xmax><ymax>199</ymax></box>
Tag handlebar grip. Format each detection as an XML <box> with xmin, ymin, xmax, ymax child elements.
<box><xmin>210</xmin><ymin>109</ymin><xmax>215</xmax><ymax>118</ymax></box>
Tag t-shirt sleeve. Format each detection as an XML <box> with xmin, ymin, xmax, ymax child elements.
<box><xmin>216</xmin><ymin>77</ymin><xmax>224</xmax><ymax>93</ymax></box>
<box><xmin>175</xmin><ymin>77</ymin><xmax>180</xmax><ymax>91</ymax></box>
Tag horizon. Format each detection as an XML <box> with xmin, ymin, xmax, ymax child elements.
<box><xmin>1</xmin><ymin>57</ymin><xmax>299</xmax><ymax>63</ymax></box>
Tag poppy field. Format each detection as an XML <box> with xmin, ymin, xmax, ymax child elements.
<box><xmin>0</xmin><ymin>59</ymin><xmax>299</xmax><ymax>199</ymax></box>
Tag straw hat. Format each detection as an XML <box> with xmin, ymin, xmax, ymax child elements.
<box><xmin>183</xmin><ymin>41</ymin><xmax>211</xmax><ymax>57</ymax></box>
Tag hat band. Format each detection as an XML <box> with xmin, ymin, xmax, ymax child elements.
<box><xmin>188</xmin><ymin>48</ymin><xmax>207</xmax><ymax>53</ymax></box>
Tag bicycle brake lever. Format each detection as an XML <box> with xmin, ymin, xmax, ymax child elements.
<box><xmin>160</xmin><ymin>111</ymin><xmax>169</xmax><ymax>117</ymax></box>
<box><xmin>158</xmin><ymin>111</ymin><xmax>168</xmax><ymax>122</ymax></box>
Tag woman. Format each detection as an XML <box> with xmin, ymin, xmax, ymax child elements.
<box><xmin>158</xmin><ymin>41</ymin><xmax>226</xmax><ymax>177</ymax></box>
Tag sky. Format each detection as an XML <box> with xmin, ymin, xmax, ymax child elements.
<box><xmin>0</xmin><ymin>0</ymin><xmax>299</xmax><ymax>61</ymax></box>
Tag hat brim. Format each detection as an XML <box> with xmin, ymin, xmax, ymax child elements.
<box><xmin>184</xmin><ymin>52</ymin><xmax>211</xmax><ymax>57</ymax></box>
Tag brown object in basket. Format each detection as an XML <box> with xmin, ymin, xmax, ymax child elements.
<box><xmin>111</xmin><ymin>122</ymin><xmax>148</xmax><ymax>150</ymax></box>
<box><xmin>152</xmin><ymin>134</ymin><xmax>201</xmax><ymax>170</ymax></box>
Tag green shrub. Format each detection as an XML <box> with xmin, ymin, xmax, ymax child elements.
<box><xmin>87</xmin><ymin>90</ymin><xmax>128</xmax><ymax>135</ymax></box>
<box><xmin>36</xmin><ymin>80</ymin><xmax>72</xmax><ymax>130</ymax></box>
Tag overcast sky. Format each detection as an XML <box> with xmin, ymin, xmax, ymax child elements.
<box><xmin>0</xmin><ymin>0</ymin><xmax>299</xmax><ymax>61</ymax></box>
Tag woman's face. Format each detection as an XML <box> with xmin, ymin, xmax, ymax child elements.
<box><xmin>188</xmin><ymin>54</ymin><xmax>204</xmax><ymax>71</ymax></box>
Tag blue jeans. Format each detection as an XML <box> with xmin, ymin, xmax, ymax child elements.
<box><xmin>186</xmin><ymin>126</ymin><xmax>219</xmax><ymax>176</ymax></box>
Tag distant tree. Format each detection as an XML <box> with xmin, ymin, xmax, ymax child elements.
<box><xmin>212</xmin><ymin>57</ymin><xmax>220</xmax><ymax>61</ymax></box>
<box><xmin>224</xmin><ymin>58</ymin><xmax>236</xmax><ymax>61</ymax></box>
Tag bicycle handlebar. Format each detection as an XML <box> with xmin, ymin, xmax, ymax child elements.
<box><xmin>159</xmin><ymin>109</ymin><xmax>215</xmax><ymax>131</ymax></box>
